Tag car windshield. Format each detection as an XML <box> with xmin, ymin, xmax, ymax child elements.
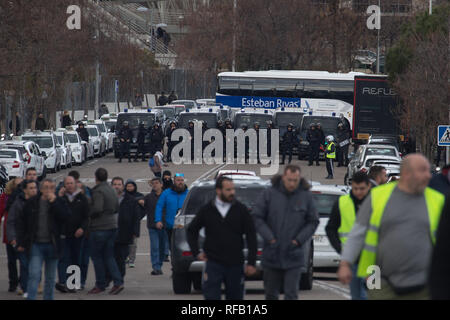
<box><xmin>67</xmin><ymin>134</ymin><xmax>79</xmax><ymax>143</ymax></box>
<box><xmin>154</xmin><ymin>107</ymin><xmax>175</xmax><ymax>119</ymax></box>
<box><xmin>234</xmin><ymin>114</ymin><xmax>272</xmax><ymax>129</ymax></box>
<box><xmin>301</xmin><ymin>117</ymin><xmax>340</xmax><ymax>136</ymax></box>
<box><xmin>56</xmin><ymin>136</ymin><xmax>63</xmax><ymax>145</ymax></box>
<box><xmin>87</xmin><ymin>127</ymin><xmax>99</xmax><ymax>136</ymax></box>
<box><xmin>22</xmin><ymin>136</ymin><xmax>53</xmax><ymax>148</ymax></box>
<box><xmin>95</xmin><ymin>124</ymin><xmax>106</xmax><ymax>133</ymax></box>
<box><xmin>312</xmin><ymin>193</ymin><xmax>340</xmax><ymax>217</ymax></box>
<box><xmin>104</xmin><ymin>121</ymin><xmax>116</xmax><ymax>131</ymax></box>
<box><xmin>274</xmin><ymin>112</ymin><xmax>304</xmax><ymax>128</ymax></box>
<box><xmin>183</xmin><ymin>185</ymin><xmax>267</xmax><ymax>215</ymax></box>
<box><xmin>117</xmin><ymin>114</ymin><xmax>155</xmax><ymax>130</ymax></box>
<box><xmin>178</xmin><ymin>113</ymin><xmax>218</xmax><ymax>128</ymax></box>
<box><xmin>366</xmin><ymin>147</ymin><xmax>396</xmax><ymax>157</ymax></box>
<box><xmin>0</xmin><ymin>150</ymin><xmax>18</xmax><ymax>158</ymax></box>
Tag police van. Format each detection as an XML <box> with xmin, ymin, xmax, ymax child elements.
<box><xmin>113</xmin><ymin>108</ymin><xmax>165</xmax><ymax>158</ymax></box>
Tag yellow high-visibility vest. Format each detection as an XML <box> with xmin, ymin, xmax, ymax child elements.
<box><xmin>338</xmin><ymin>194</ymin><xmax>356</xmax><ymax>245</ymax></box>
<box><xmin>357</xmin><ymin>182</ymin><xmax>444</xmax><ymax>278</ymax></box>
<box><xmin>326</xmin><ymin>142</ymin><xmax>336</xmax><ymax>159</ymax></box>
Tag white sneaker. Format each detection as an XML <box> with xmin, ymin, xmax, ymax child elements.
<box><xmin>23</xmin><ymin>292</ymin><xmax>28</xmax><ymax>299</ymax></box>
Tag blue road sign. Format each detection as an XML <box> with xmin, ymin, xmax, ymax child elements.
<box><xmin>438</xmin><ymin>126</ymin><xmax>450</xmax><ymax>146</ymax></box>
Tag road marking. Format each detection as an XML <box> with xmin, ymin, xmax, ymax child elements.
<box><xmin>314</xmin><ymin>280</ymin><xmax>351</xmax><ymax>299</ymax></box>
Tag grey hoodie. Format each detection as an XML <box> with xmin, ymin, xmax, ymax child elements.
<box><xmin>253</xmin><ymin>175</ymin><xmax>319</xmax><ymax>270</ymax></box>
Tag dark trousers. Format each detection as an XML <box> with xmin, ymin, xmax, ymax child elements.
<box><xmin>326</xmin><ymin>158</ymin><xmax>334</xmax><ymax>177</ymax></box>
<box><xmin>309</xmin><ymin>143</ymin><xmax>320</xmax><ymax>164</ymax></box>
<box><xmin>6</xmin><ymin>244</ymin><xmax>19</xmax><ymax>289</ymax></box>
<box><xmin>134</xmin><ymin>143</ymin><xmax>146</xmax><ymax>161</ymax></box>
<box><xmin>58</xmin><ymin>237</ymin><xmax>83</xmax><ymax>285</ymax></box>
<box><xmin>108</xmin><ymin>243</ymin><xmax>130</xmax><ymax>279</ymax></box>
<box><xmin>80</xmin><ymin>236</ymin><xmax>90</xmax><ymax>287</ymax></box>
<box><xmin>282</xmin><ymin>145</ymin><xmax>293</xmax><ymax>163</ymax></box>
<box><xmin>263</xmin><ymin>267</ymin><xmax>302</xmax><ymax>300</ymax></box>
<box><xmin>167</xmin><ymin>142</ymin><xmax>176</xmax><ymax>162</ymax></box>
<box><xmin>337</xmin><ymin>144</ymin><xmax>349</xmax><ymax>166</ymax></box>
<box><xmin>166</xmin><ymin>228</ymin><xmax>173</xmax><ymax>253</ymax></box>
<box><xmin>119</xmin><ymin>142</ymin><xmax>131</xmax><ymax>161</ymax></box>
<box><xmin>202</xmin><ymin>259</ymin><xmax>245</xmax><ymax>300</ymax></box>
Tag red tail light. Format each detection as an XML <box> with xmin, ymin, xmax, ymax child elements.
<box><xmin>257</xmin><ymin>250</ymin><xmax>263</xmax><ymax>256</ymax></box>
<box><xmin>25</xmin><ymin>152</ymin><xmax>31</xmax><ymax>164</ymax></box>
<box><xmin>182</xmin><ymin>251</ymin><xmax>192</xmax><ymax>257</ymax></box>
<box><xmin>12</xmin><ymin>161</ymin><xmax>20</xmax><ymax>168</ymax></box>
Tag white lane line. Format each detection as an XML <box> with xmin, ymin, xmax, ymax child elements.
<box><xmin>314</xmin><ymin>280</ymin><xmax>351</xmax><ymax>299</ymax></box>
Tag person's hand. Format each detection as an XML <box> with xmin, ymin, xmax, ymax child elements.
<box><xmin>17</xmin><ymin>246</ymin><xmax>25</xmax><ymax>252</ymax></box>
<box><xmin>47</xmin><ymin>193</ymin><xmax>56</xmax><ymax>203</ymax></box>
<box><xmin>337</xmin><ymin>261</ymin><xmax>353</xmax><ymax>285</ymax></box>
<box><xmin>245</xmin><ymin>265</ymin><xmax>257</xmax><ymax>277</ymax></box>
<box><xmin>58</xmin><ymin>187</ymin><xmax>66</xmax><ymax>197</ymax></box>
<box><xmin>74</xmin><ymin>228</ymin><xmax>84</xmax><ymax>238</ymax></box>
<box><xmin>291</xmin><ymin>240</ymin><xmax>299</xmax><ymax>246</ymax></box>
<box><xmin>138</xmin><ymin>199</ymin><xmax>145</xmax><ymax>207</ymax></box>
<box><xmin>10</xmin><ymin>240</ymin><xmax>16</xmax><ymax>246</ymax></box>
<box><xmin>197</xmin><ymin>252</ymin><xmax>207</xmax><ymax>261</ymax></box>
<box><xmin>156</xmin><ymin>222</ymin><xmax>163</xmax><ymax>230</ymax></box>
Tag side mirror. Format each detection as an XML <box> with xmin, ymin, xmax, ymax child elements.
<box><xmin>41</xmin><ymin>151</ymin><xmax>47</xmax><ymax>158</ymax></box>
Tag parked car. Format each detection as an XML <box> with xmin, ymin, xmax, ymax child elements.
<box><xmin>345</xmin><ymin>144</ymin><xmax>401</xmax><ymax>185</ymax></box>
<box><xmin>86</xmin><ymin>125</ymin><xmax>106</xmax><ymax>157</ymax></box>
<box><xmin>171</xmin><ymin>175</ymin><xmax>315</xmax><ymax>294</ymax></box>
<box><xmin>83</xmin><ymin>120</ymin><xmax>114</xmax><ymax>153</ymax></box>
<box><xmin>21</xmin><ymin>130</ymin><xmax>62</xmax><ymax>173</ymax></box>
<box><xmin>68</xmin><ymin>125</ymin><xmax>95</xmax><ymax>161</ymax></box>
<box><xmin>367</xmin><ymin>134</ymin><xmax>401</xmax><ymax>153</ymax></box>
<box><xmin>0</xmin><ymin>149</ymin><xmax>26</xmax><ymax>179</ymax></box>
<box><xmin>54</xmin><ymin>130</ymin><xmax>73</xmax><ymax>169</ymax></box>
<box><xmin>310</xmin><ymin>184</ymin><xmax>350</xmax><ymax>269</ymax></box>
<box><xmin>0</xmin><ymin>140</ymin><xmax>46</xmax><ymax>180</ymax></box>
<box><xmin>0</xmin><ymin>164</ymin><xmax>8</xmax><ymax>193</ymax></box>
<box><xmin>64</xmin><ymin>129</ymin><xmax>86</xmax><ymax>165</ymax></box>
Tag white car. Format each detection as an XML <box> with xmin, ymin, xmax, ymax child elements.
<box><xmin>0</xmin><ymin>149</ymin><xmax>26</xmax><ymax>178</ymax></box>
<box><xmin>85</xmin><ymin>125</ymin><xmax>106</xmax><ymax>157</ymax></box>
<box><xmin>54</xmin><ymin>130</ymin><xmax>73</xmax><ymax>169</ymax></box>
<box><xmin>83</xmin><ymin>120</ymin><xmax>113</xmax><ymax>153</ymax></box>
<box><xmin>346</xmin><ymin>144</ymin><xmax>402</xmax><ymax>184</ymax></box>
<box><xmin>64</xmin><ymin>130</ymin><xmax>86</xmax><ymax>165</ymax></box>
<box><xmin>311</xmin><ymin>184</ymin><xmax>350</xmax><ymax>268</ymax></box>
<box><xmin>103</xmin><ymin>119</ymin><xmax>117</xmax><ymax>152</ymax></box>
<box><xmin>0</xmin><ymin>140</ymin><xmax>46</xmax><ymax>179</ymax></box>
<box><xmin>21</xmin><ymin>131</ymin><xmax>62</xmax><ymax>173</ymax></box>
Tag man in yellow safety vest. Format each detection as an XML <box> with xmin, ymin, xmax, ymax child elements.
<box><xmin>324</xmin><ymin>135</ymin><xmax>336</xmax><ymax>179</ymax></box>
<box><xmin>326</xmin><ymin>171</ymin><xmax>371</xmax><ymax>299</ymax></box>
<box><xmin>337</xmin><ymin>154</ymin><xmax>444</xmax><ymax>300</ymax></box>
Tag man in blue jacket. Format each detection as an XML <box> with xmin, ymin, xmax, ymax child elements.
<box><xmin>155</xmin><ymin>173</ymin><xmax>188</xmax><ymax>263</ymax></box>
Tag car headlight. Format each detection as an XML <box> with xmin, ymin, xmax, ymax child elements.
<box><xmin>94</xmin><ymin>140</ymin><xmax>100</xmax><ymax>145</ymax></box>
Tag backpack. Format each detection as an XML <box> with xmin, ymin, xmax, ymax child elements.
<box><xmin>148</xmin><ymin>157</ymin><xmax>155</xmax><ymax>167</ymax></box>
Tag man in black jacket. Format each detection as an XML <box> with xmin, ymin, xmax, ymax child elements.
<box><xmin>118</xmin><ymin>121</ymin><xmax>133</xmax><ymax>163</ymax></box>
<box><xmin>35</xmin><ymin>113</ymin><xmax>47</xmax><ymax>131</ymax></box>
<box><xmin>108</xmin><ymin>177</ymin><xmax>141</xmax><ymax>280</ymax></box>
<box><xmin>336</xmin><ymin>122</ymin><xmax>350</xmax><ymax>167</ymax></box>
<box><xmin>325</xmin><ymin>171</ymin><xmax>370</xmax><ymax>300</ymax></box>
<box><xmin>134</xmin><ymin>122</ymin><xmax>147</xmax><ymax>162</ymax></box>
<box><xmin>281</xmin><ymin>123</ymin><xmax>297</xmax><ymax>165</ymax></box>
<box><xmin>149</xmin><ymin>123</ymin><xmax>164</xmax><ymax>157</ymax></box>
<box><xmin>15</xmin><ymin>178</ymin><xmax>70</xmax><ymax>300</ymax></box>
<box><xmin>187</xmin><ymin>176</ymin><xmax>257</xmax><ymax>300</ymax></box>
<box><xmin>142</xmin><ymin>178</ymin><xmax>165</xmax><ymax>275</ymax></box>
<box><xmin>307</xmin><ymin>123</ymin><xmax>321</xmax><ymax>166</ymax></box>
<box><xmin>166</xmin><ymin>121</ymin><xmax>178</xmax><ymax>162</ymax></box>
<box><xmin>55</xmin><ymin>176</ymin><xmax>89</xmax><ymax>293</ymax></box>
<box><xmin>124</xmin><ymin>179</ymin><xmax>144</xmax><ymax>267</ymax></box>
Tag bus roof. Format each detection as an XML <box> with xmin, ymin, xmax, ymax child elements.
<box><xmin>218</xmin><ymin>70</ymin><xmax>367</xmax><ymax>81</ymax></box>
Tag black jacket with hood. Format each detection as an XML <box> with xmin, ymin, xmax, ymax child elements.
<box><xmin>116</xmin><ymin>192</ymin><xmax>141</xmax><ymax>244</ymax></box>
<box><xmin>253</xmin><ymin>175</ymin><xmax>319</xmax><ymax>270</ymax></box>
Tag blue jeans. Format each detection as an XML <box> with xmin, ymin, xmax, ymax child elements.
<box><xmin>149</xmin><ymin>228</ymin><xmax>166</xmax><ymax>271</ymax></box>
<box><xmin>80</xmin><ymin>236</ymin><xmax>90</xmax><ymax>287</ymax></box>
<box><xmin>17</xmin><ymin>251</ymin><xmax>29</xmax><ymax>292</ymax></box>
<box><xmin>90</xmin><ymin>229</ymin><xmax>123</xmax><ymax>289</ymax></box>
<box><xmin>350</xmin><ymin>264</ymin><xmax>367</xmax><ymax>300</ymax></box>
<box><xmin>27</xmin><ymin>243</ymin><xmax>58</xmax><ymax>300</ymax></box>
<box><xmin>58</xmin><ymin>237</ymin><xmax>83</xmax><ymax>284</ymax></box>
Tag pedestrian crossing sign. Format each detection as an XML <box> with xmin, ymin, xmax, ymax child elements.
<box><xmin>438</xmin><ymin>126</ymin><xmax>450</xmax><ymax>146</ymax></box>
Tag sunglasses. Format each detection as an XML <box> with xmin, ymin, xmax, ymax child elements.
<box><xmin>174</xmin><ymin>173</ymin><xmax>184</xmax><ymax>177</ymax></box>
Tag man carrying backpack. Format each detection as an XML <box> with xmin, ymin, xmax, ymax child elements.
<box><xmin>149</xmin><ymin>149</ymin><xmax>164</xmax><ymax>178</ymax></box>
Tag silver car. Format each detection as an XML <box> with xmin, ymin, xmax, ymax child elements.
<box><xmin>346</xmin><ymin>144</ymin><xmax>401</xmax><ymax>184</ymax></box>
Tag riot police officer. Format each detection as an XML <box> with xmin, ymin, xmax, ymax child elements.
<box><xmin>76</xmin><ymin>122</ymin><xmax>89</xmax><ymax>159</ymax></box>
<box><xmin>253</xmin><ymin>122</ymin><xmax>261</xmax><ymax>163</ymax></box>
<box><xmin>307</xmin><ymin>123</ymin><xmax>321</xmax><ymax>166</ymax></box>
<box><xmin>118</xmin><ymin>121</ymin><xmax>132</xmax><ymax>163</ymax></box>
<box><xmin>281</xmin><ymin>123</ymin><xmax>296</xmax><ymax>165</ymax></box>
<box><xmin>336</xmin><ymin>122</ymin><xmax>350</xmax><ymax>167</ymax></box>
<box><xmin>224</xmin><ymin>118</ymin><xmax>233</xmax><ymax>130</ymax></box>
<box><xmin>166</xmin><ymin>121</ymin><xmax>178</xmax><ymax>162</ymax></box>
<box><xmin>188</xmin><ymin>120</ymin><xmax>195</xmax><ymax>160</ymax></box>
<box><xmin>266</xmin><ymin>120</ymin><xmax>274</xmax><ymax>157</ymax></box>
<box><xmin>149</xmin><ymin>123</ymin><xmax>164</xmax><ymax>156</ymax></box>
<box><xmin>135</xmin><ymin>122</ymin><xmax>147</xmax><ymax>162</ymax></box>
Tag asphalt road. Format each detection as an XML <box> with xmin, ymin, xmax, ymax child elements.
<box><xmin>0</xmin><ymin>153</ymin><xmax>351</xmax><ymax>300</ymax></box>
